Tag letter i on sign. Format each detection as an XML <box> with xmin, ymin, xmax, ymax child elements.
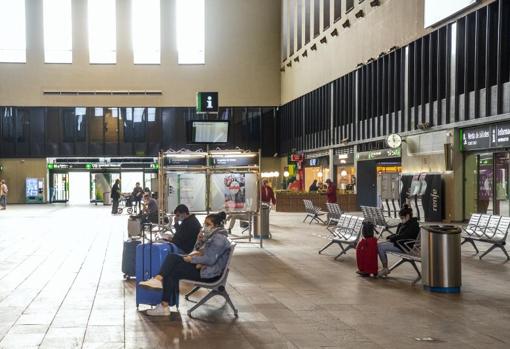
<box><xmin>207</xmin><ymin>96</ymin><xmax>213</xmax><ymax>109</ymax></box>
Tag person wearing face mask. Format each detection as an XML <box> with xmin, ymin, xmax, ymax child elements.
<box><xmin>377</xmin><ymin>204</ymin><xmax>420</xmax><ymax>278</ymax></box>
<box><xmin>170</xmin><ymin>204</ymin><xmax>201</xmax><ymax>254</ymax></box>
<box><xmin>139</xmin><ymin>212</ymin><xmax>231</xmax><ymax>317</ymax></box>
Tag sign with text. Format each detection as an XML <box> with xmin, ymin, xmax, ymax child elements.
<box><xmin>462</xmin><ymin>122</ymin><xmax>510</xmax><ymax>151</ymax></box>
<box><xmin>211</xmin><ymin>155</ymin><xmax>259</xmax><ymax>168</ymax></box>
<box><xmin>357</xmin><ymin>148</ymin><xmax>401</xmax><ymax>161</ymax></box>
<box><xmin>164</xmin><ymin>156</ymin><xmax>207</xmax><ymax>167</ymax></box>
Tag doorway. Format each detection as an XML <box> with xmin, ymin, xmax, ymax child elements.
<box><xmin>68</xmin><ymin>172</ymin><xmax>91</xmax><ymax>205</ymax></box>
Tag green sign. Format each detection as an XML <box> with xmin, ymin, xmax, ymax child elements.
<box><xmin>85</xmin><ymin>163</ymin><xmax>93</xmax><ymax>169</ymax></box>
<box><xmin>47</xmin><ymin>163</ymin><xmax>55</xmax><ymax>170</ymax></box>
<box><xmin>357</xmin><ymin>148</ymin><xmax>401</xmax><ymax>161</ymax></box>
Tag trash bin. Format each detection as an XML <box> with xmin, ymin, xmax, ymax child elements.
<box><xmin>103</xmin><ymin>191</ymin><xmax>111</xmax><ymax>206</ymax></box>
<box><xmin>421</xmin><ymin>225</ymin><xmax>462</xmax><ymax>293</ymax></box>
<box><xmin>254</xmin><ymin>203</ymin><xmax>271</xmax><ymax>239</ymax></box>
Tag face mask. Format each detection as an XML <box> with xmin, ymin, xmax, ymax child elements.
<box><xmin>203</xmin><ymin>225</ymin><xmax>214</xmax><ymax>237</ymax></box>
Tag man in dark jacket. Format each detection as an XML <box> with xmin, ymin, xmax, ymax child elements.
<box><xmin>170</xmin><ymin>204</ymin><xmax>202</xmax><ymax>254</ymax></box>
<box><xmin>111</xmin><ymin>179</ymin><xmax>121</xmax><ymax>214</ymax></box>
<box><xmin>377</xmin><ymin>204</ymin><xmax>420</xmax><ymax>277</ymax></box>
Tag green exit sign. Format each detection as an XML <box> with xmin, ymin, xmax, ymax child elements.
<box><xmin>47</xmin><ymin>163</ymin><xmax>55</xmax><ymax>170</ymax></box>
<box><xmin>85</xmin><ymin>163</ymin><xmax>93</xmax><ymax>169</ymax></box>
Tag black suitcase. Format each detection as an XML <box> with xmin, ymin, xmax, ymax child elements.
<box><xmin>122</xmin><ymin>239</ymin><xmax>141</xmax><ymax>279</ymax></box>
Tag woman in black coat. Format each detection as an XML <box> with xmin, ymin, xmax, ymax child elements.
<box><xmin>377</xmin><ymin>205</ymin><xmax>420</xmax><ymax>278</ymax></box>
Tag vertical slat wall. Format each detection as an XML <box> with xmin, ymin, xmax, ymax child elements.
<box><xmin>278</xmin><ymin>0</ymin><xmax>510</xmax><ymax>155</ymax></box>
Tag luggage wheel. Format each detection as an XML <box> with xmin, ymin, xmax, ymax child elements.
<box><xmin>127</xmin><ymin>208</ymin><xmax>133</xmax><ymax>214</ymax></box>
<box><xmin>118</xmin><ymin>208</ymin><xmax>124</xmax><ymax>214</ymax></box>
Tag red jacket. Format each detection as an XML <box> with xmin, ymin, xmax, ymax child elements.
<box><xmin>326</xmin><ymin>183</ymin><xmax>337</xmax><ymax>203</ymax></box>
<box><xmin>261</xmin><ymin>185</ymin><xmax>276</xmax><ymax>205</ymax></box>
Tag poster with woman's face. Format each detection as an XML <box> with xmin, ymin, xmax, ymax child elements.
<box><xmin>224</xmin><ymin>174</ymin><xmax>246</xmax><ymax>209</ymax></box>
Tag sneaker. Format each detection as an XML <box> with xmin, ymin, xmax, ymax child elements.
<box><xmin>139</xmin><ymin>278</ymin><xmax>163</xmax><ymax>290</ymax></box>
<box><xmin>146</xmin><ymin>304</ymin><xmax>170</xmax><ymax>317</ymax></box>
<box><xmin>377</xmin><ymin>267</ymin><xmax>391</xmax><ymax>278</ymax></box>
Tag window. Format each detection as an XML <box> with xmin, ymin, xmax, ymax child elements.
<box><xmin>323</xmin><ymin>0</ymin><xmax>330</xmax><ymax>30</ymax></box>
<box><xmin>176</xmin><ymin>0</ymin><xmax>205</xmax><ymax>64</ymax></box>
<box><xmin>43</xmin><ymin>0</ymin><xmax>72</xmax><ymax>63</ymax></box>
<box><xmin>346</xmin><ymin>0</ymin><xmax>354</xmax><ymax>13</ymax></box>
<box><xmin>132</xmin><ymin>0</ymin><xmax>160</xmax><ymax>64</ymax></box>
<box><xmin>0</xmin><ymin>0</ymin><xmax>26</xmax><ymax>62</ymax></box>
<box><xmin>88</xmin><ymin>0</ymin><xmax>116</xmax><ymax>64</ymax></box>
<box><xmin>313</xmin><ymin>0</ymin><xmax>320</xmax><ymax>38</ymax></box>
<box><xmin>334</xmin><ymin>0</ymin><xmax>342</xmax><ymax>22</ymax></box>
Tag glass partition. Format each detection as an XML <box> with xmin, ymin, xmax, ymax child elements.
<box><xmin>167</xmin><ymin>172</ymin><xmax>207</xmax><ymax>213</ymax></box>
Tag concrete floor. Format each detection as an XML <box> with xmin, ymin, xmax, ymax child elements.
<box><xmin>0</xmin><ymin>205</ymin><xmax>509</xmax><ymax>349</ymax></box>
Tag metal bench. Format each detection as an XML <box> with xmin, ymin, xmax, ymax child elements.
<box><xmin>303</xmin><ymin>199</ymin><xmax>326</xmax><ymax>224</ymax></box>
<box><xmin>181</xmin><ymin>243</ymin><xmax>238</xmax><ymax>317</ymax></box>
<box><xmin>461</xmin><ymin>214</ymin><xmax>510</xmax><ymax>260</ymax></box>
<box><xmin>325</xmin><ymin>202</ymin><xmax>343</xmax><ymax>231</ymax></box>
<box><xmin>387</xmin><ymin>234</ymin><xmax>422</xmax><ymax>284</ymax></box>
<box><xmin>361</xmin><ymin>205</ymin><xmax>399</xmax><ymax>238</ymax></box>
<box><xmin>318</xmin><ymin>215</ymin><xmax>364</xmax><ymax>259</ymax></box>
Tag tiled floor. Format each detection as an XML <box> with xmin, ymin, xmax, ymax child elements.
<box><xmin>0</xmin><ymin>205</ymin><xmax>509</xmax><ymax>349</ymax></box>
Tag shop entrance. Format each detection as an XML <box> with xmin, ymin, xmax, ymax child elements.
<box><xmin>465</xmin><ymin>152</ymin><xmax>510</xmax><ymax>217</ymax></box>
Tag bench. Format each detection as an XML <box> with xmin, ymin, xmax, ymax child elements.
<box><xmin>325</xmin><ymin>202</ymin><xmax>343</xmax><ymax>231</ymax></box>
<box><xmin>318</xmin><ymin>215</ymin><xmax>364</xmax><ymax>259</ymax></box>
<box><xmin>303</xmin><ymin>199</ymin><xmax>326</xmax><ymax>224</ymax></box>
<box><xmin>361</xmin><ymin>206</ymin><xmax>399</xmax><ymax>238</ymax></box>
<box><xmin>181</xmin><ymin>243</ymin><xmax>238</xmax><ymax>317</ymax></box>
<box><xmin>461</xmin><ymin>213</ymin><xmax>510</xmax><ymax>260</ymax></box>
<box><xmin>387</xmin><ymin>234</ymin><xmax>422</xmax><ymax>284</ymax></box>
<box><xmin>382</xmin><ymin>198</ymin><xmax>401</xmax><ymax>219</ymax></box>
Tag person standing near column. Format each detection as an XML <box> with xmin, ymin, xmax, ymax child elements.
<box><xmin>111</xmin><ymin>179</ymin><xmax>121</xmax><ymax>215</ymax></box>
<box><xmin>0</xmin><ymin>180</ymin><xmax>8</xmax><ymax>210</ymax></box>
<box><xmin>325</xmin><ymin>179</ymin><xmax>337</xmax><ymax>204</ymax></box>
<box><xmin>261</xmin><ymin>179</ymin><xmax>276</xmax><ymax>206</ymax></box>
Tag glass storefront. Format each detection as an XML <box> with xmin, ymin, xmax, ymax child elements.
<box><xmin>464</xmin><ymin>152</ymin><xmax>510</xmax><ymax>217</ymax></box>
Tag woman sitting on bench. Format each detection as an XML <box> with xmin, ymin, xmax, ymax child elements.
<box><xmin>140</xmin><ymin>212</ymin><xmax>231</xmax><ymax>316</ymax></box>
<box><xmin>377</xmin><ymin>204</ymin><xmax>420</xmax><ymax>278</ymax></box>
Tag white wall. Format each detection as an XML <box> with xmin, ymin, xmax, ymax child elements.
<box><xmin>0</xmin><ymin>0</ymin><xmax>281</xmax><ymax>107</ymax></box>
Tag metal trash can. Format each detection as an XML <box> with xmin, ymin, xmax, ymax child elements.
<box><xmin>421</xmin><ymin>225</ymin><xmax>462</xmax><ymax>293</ymax></box>
<box><xmin>103</xmin><ymin>191</ymin><xmax>111</xmax><ymax>206</ymax></box>
<box><xmin>254</xmin><ymin>203</ymin><xmax>271</xmax><ymax>239</ymax></box>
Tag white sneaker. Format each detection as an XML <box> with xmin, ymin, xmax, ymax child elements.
<box><xmin>139</xmin><ymin>278</ymin><xmax>163</xmax><ymax>290</ymax></box>
<box><xmin>146</xmin><ymin>304</ymin><xmax>170</xmax><ymax>317</ymax></box>
<box><xmin>378</xmin><ymin>268</ymin><xmax>391</xmax><ymax>278</ymax></box>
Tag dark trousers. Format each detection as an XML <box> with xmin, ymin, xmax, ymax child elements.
<box><xmin>112</xmin><ymin>198</ymin><xmax>119</xmax><ymax>214</ymax></box>
<box><xmin>134</xmin><ymin>199</ymin><xmax>141</xmax><ymax>213</ymax></box>
<box><xmin>159</xmin><ymin>254</ymin><xmax>205</xmax><ymax>306</ymax></box>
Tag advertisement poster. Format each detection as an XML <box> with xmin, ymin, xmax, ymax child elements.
<box><xmin>167</xmin><ymin>173</ymin><xmax>207</xmax><ymax>212</ymax></box>
<box><xmin>223</xmin><ymin>174</ymin><xmax>246</xmax><ymax>209</ymax></box>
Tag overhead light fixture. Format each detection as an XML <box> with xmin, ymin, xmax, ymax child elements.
<box><xmin>389</xmin><ymin>46</ymin><xmax>399</xmax><ymax>52</ymax></box>
<box><xmin>280</xmin><ymin>66</ymin><xmax>285</xmax><ymax>72</ymax></box>
<box><xmin>355</xmin><ymin>10</ymin><xmax>364</xmax><ymax>18</ymax></box>
<box><xmin>294</xmin><ymin>56</ymin><xmax>300</xmax><ymax>63</ymax></box>
<box><xmin>356</xmin><ymin>63</ymin><xmax>364</xmax><ymax>68</ymax></box>
<box><xmin>342</xmin><ymin>20</ymin><xmax>350</xmax><ymax>28</ymax></box>
<box><xmin>302</xmin><ymin>50</ymin><xmax>308</xmax><ymax>58</ymax></box>
<box><xmin>330</xmin><ymin>28</ymin><xmax>339</xmax><ymax>37</ymax></box>
<box><xmin>320</xmin><ymin>36</ymin><xmax>327</xmax><ymax>44</ymax></box>
<box><xmin>370</xmin><ymin>0</ymin><xmax>381</xmax><ymax>7</ymax></box>
<box><xmin>366</xmin><ymin>57</ymin><xmax>375</xmax><ymax>63</ymax></box>
<box><xmin>378</xmin><ymin>52</ymin><xmax>386</xmax><ymax>58</ymax></box>
<box><xmin>311</xmin><ymin>44</ymin><xmax>317</xmax><ymax>51</ymax></box>
<box><xmin>286</xmin><ymin>61</ymin><xmax>292</xmax><ymax>67</ymax></box>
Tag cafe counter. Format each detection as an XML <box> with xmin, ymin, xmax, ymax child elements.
<box><xmin>275</xmin><ymin>191</ymin><xmax>359</xmax><ymax>213</ymax></box>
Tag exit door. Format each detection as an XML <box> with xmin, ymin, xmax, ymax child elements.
<box><xmin>51</xmin><ymin>173</ymin><xmax>69</xmax><ymax>203</ymax></box>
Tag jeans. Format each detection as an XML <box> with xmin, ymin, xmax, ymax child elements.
<box><xmin>158</xmin><ymin>254</ymin><xmax>205</xmax><ymax>306</ymax></box>
<box><xmin>378</xmin><ymin>241</ymin><xmax>402</xmax><ymax>266</ymax></box>
<box><xmin>112</xmin><ymin>198</ymin><xmax>119</xmax><ymax>214</ymax></box>
<box><xmin>0</xmin><ymin>195</ymin><xmax>6</xmax><ymax>208</ymax></box>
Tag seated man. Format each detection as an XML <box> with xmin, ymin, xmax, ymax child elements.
<box><xmin>139</xmin><ymin>193</ymin><xmax>158</xmax><ymax>224</ymax></box>
<box><xmin>170</xmin><ymin>204</ymin><xmax>202</xmax><ymax>254</ymax></box>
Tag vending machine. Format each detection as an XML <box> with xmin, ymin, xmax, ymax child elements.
<box><xmin>26</xmin><ymin>178</ymin><xmax>44</xmax><ymax>203</ymax></box>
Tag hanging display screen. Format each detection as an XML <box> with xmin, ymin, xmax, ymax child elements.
<box><xmin>188</xmin><ymin>121</ymin><xmax>229</xmax><ymax>144</ymax></box>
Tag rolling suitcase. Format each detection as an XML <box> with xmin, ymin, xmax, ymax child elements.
<box><xmin>122</xmin><ymin>239</ymin><xmax>141</xmax><ymax>279</ymax></box>
<box><xmin>128</xmin><ymin>218</ymin><xmax>141</xmax><ymax>238</ymax></box>
<box><xmin>135</xmin><ymin>223</ymin><xmax>180</xmax><ymax>308</ymax></box>
<box><xmin>356</xmin><ymin>237</ymin><xmax>379</xmax><ymax>276</ymax></box>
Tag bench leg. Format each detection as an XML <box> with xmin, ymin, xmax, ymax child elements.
<box><xmin>334</xmin><ymin>244</ymin><xmax>353</xmax><ymax>260</ymax></box>
<box><xmin>184</xmin><ymin>286</ymin><xmax>201</xmax><ymax>301</ymax></box>
<box><xmin>318</xmin><ymin>241</ymin><xmax>334</xmax><ymax>254</ymax></box>
<box><xmin>388</xmin><ymin>258</ymin><xmax>406</xmax><ymax>272</ymax></box>
<box><xmin>479</xmin><ymin>244</ymin><xmax>498</xmax><ymax>260</ymax></box>
<box><xmin>409</xmin><ymin>261</ymin><xmax>422</xmax><ymax>284</ymax></box>
<box><xmin>303</xmin><ymin>215</ymin><xmax>309</xmax><ymax>223</ymax></box>
<box><xmin>187</xmin><ymin>290</ymin><xmax>218</xmax><ymax>316</ymax></box>
<box><xmin>461</xmin><ymin>238</ymin><xmax>479</xmax><ymax>254</ymax></box>
<box><xmin>220</xmin><ymin>289</ymin><xmax>239</xmax><ymax>317</ymax></box>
